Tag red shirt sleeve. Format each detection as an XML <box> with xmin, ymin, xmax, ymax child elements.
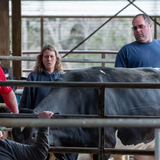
<box><xmin>0</xmin><ymin>67</ymin><xmax>12</xmax><ymax>94</ymax></box>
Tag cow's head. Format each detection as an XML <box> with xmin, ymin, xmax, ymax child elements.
<box><xmin>12</xmin><ymin>108</ymin><xmax>37</xmax><ymax>144</ymax></box>
<box><xmin>12</xmin><ymin>127</ymin><xmax>38</xmax><ymax>144</ymax></box>
<box><xmin>12</xmin><ymin>126</ymin><xmax>81</xmax><ymax>160</ymax></box>
<box><xmin>12</xmin><ymin>109</ymin><xmax>80</xmax><ymax>160</ymax></box>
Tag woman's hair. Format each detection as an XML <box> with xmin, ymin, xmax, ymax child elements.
<box><xmin>34</xmin><ymin>44</ymin><xmax>64</xmax><ymax>73</ymax></box>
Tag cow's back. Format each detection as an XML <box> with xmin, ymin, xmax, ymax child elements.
<box><xmin>31</xmin><ymin>67</ymin><xmax>160</xmax><ymax>157</ymax></box>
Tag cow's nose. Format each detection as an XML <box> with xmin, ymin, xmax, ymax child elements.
<box><xmin>26</xmin><ymin>133</ymin><xmax>37</xmax><ymax>144</ymax></box>
<box><xmin>32</xmin><ymin>133</ymin><xmax>37</xmax><ymax>141</ymax></box>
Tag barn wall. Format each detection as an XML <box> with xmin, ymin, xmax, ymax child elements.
<box><xmin>0</xmin><ymin>0</ymin><xmax>10</xmax><ymax>69</ymax></box>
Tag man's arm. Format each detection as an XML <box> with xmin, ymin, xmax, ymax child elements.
<box><xmin>4</xmin><ymin>127</ymin><xmax>49</xmax><ymax>160</ymax></box>
<box><xmin>2</xmin><ymin>90</ymin><xmax>19</xmax><ymax>113</ymax></box>
<box><xmin>5</xmin><ymin>111</ymin><xmax>53</xmax><ymax>160</ymax></box>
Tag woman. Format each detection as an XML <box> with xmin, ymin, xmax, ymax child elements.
<box><xmin>19</xmin><ymin>44</ymin><xmax>64</xmax><ymax>109</ymax></box>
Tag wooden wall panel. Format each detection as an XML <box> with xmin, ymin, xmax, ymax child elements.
<box><xmin>12</xmin><ymin>0</ymin><xmax>22</xmax><ymax>78</ymax></box>
<box><xmin>0</xmin><ymin>0</ymin><xmax>10</xmax><ymax>68</ymax></box>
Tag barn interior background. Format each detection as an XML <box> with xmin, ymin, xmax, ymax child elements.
<box><xmin>0</xmin><ymin>1</ymin><xmax>160</xmax><ymax>159</ymax></box>
<box><xmin>0</xmin><ymin>0</ymin><xmax>160</xmax><ymax>78</ymax></box>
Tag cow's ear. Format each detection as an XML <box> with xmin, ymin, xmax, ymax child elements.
<box><xmin>12</xmin><ymin>127</ymin><xmax>23</xmax><ymax>142</ymax></box>
<box><xmin>19</xmin><ymin>108</ymin><xmax>34</xmax><ymax>113</ymax></box>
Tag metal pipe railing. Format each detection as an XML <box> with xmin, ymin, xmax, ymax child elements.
<box><xmin>0</xmin><ymin>81</ymin><xmax>159</xmax><ymax>159</ymax></box>
<box><xmin>0</xmin><ymin>55</ymin><xmax>115</xmax><ymax>63</ymax></box>
<box><xmin>0</xmin><ymin>117</ymin><xmax>159</xmax><ymax>128</ymax></box>
<box><xmin>48</xmin><ymin>146</ymin><xmax>154</xmax><ymax>155</ymax></box>
<box><xmin>155</xmin><ymin>129</ymin><xmax>160</xmax><ymax>160</ymax></box>
<box><xmin>1</xmin><ymin>81</ymin><xmax>160</xmax><ymax>89</ymax></box>
<box><xmin>21</xmin><ymin>50</ymin><xmax>118</xmax><ymax>55</ymax></box>
<box><xmin>0</xmin><ymin>117</ymin><xmax>157</xmax><ymax>156</ymax></box>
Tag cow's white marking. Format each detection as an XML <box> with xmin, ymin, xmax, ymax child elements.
<box><xmin>154</xmin><ymin>68</ymin><xmax>160</xmax><ymax>72</ymax></box>
<box><xmin>77</xmin><ymin>131</ymin><xmax>155</xmax><ymax>160</ymax></box>
<box><xmin>5</xmin><ymin>73</ymin><xmax>9</xmax><ymax>78</ymax></box>
<box><xmin>99</xmin><ymin>70</ymin><xmax>106</xmax><ymax>74</ymax></box>
<box><xmin>21</xmin><ymin>127</ymin><xmax>25</xmax><ymax>132</ymax></box>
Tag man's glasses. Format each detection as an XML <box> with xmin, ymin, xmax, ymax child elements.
<box><xmin>132</xmin><ymin>24</ymin><xmax>146</xmax><ymax>31</ymax></box>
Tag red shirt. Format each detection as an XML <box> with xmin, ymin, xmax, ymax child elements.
<box><xmin>0</xmin><ymin>67</ymin><xmax>12</xmax><ymax>94</ymax></box>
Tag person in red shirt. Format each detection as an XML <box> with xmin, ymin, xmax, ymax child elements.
<box><xmin>0</xmin><ymin>67</ymin><xmax>18</xmax><ymax>113</ymax></box>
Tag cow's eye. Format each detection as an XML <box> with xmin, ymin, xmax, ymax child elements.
<box><xmin>32</xmin><ymin>133</ymin><xmax>37</xmax><ymax>139</ymax></box>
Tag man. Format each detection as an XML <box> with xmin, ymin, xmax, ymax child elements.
<box><xmin>0</xmin><ymin>67</ymin><xmax>18</xmax><ymax>113</ymax></box>
<box><xmin>114</xmin><ymin>13</ymin><xmax>156</xmax><ymax>160</ymax></box>
<box><xmin>0</xmin><ymin>111</ymin><xmax>53</xmax><ymax>160</ymax></box>
<box><xmin>115</xmin><ymin>13</ymin><xmax>160</xmax><ymax>68</ymax></box>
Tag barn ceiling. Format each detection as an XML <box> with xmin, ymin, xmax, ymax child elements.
<box><xmin>9</xmin><ymin>0</ymin><xmax>160</xmax><ymax>17</ymax></box>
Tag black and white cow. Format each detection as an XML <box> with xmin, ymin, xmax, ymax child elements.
<box><xmin>12</xmin><ymin>67</ymin><xmax>160</xmax><ymax>160</ymax></box>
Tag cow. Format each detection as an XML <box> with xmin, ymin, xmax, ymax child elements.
<box><xmin>12</xmin><ymin>67</ymin><xmax>160</xmax><ymax>160</ymax></box>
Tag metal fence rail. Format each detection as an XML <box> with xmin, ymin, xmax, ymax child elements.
<box><xmin>1</xmin><ymin>81</ymin><xmax>160</xmax><ymax>89</ymax></box>
<box><xmin>49</xmin><ymin>147</ymin><xmax>154</xmax><ymax>156</ymax></box>
<box><xmin>0</xmin><ymin>55</ymin><xmax>115</xmax><ymax>63</ymax></box>
<box><xmin>0</xmin><ymin>116</ymin><xmax>157</xmax><ymax>157</ymax></box>
<box><xmin>0</xmin><ymin>81</ymin><xmax>159</xmax><ymax>159</ymax></box>
<box><xmin>3</xmin><ymin>50</ymin><xmax>118</xmax><ymax>74</ymax></box>
<box><xmin>0</xmin><ymin>116</ymin><xmax>160</xmax><ymax>128</ymax></box>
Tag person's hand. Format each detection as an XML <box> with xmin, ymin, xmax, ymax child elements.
<box><xmin>38</xmin><ymin>111</ymin><xmax>54</xmax><ymax>119</ymax></box>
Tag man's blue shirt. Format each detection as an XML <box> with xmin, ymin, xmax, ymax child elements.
<box><xmin>115</xmin><ymin>39</ymin><xmax>160</xmax><ymax>68</ymax></box>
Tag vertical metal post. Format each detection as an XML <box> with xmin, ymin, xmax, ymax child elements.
<box><xmin>98</xmin><ymin>86</ymin><xmax>105</xmax><ymax>160</ymax></box>
<box><xmin>154</xmin><ymin>18</ymin><xmax>157</xmax><ymax>39</ymax></box>
<box><xmin>41</xmin><ymin>18</ymin><xmax>44</xmax><ymax>48</ymax></box>
<box><xmin>155</xmin><ymin>128</ymin><xmax>160</xmax><ymax>160</ymax></box>
<box><xmin>102</xmin><ymin>53</ymin><xmax>105</xmax><ymax>67</ymax></box>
